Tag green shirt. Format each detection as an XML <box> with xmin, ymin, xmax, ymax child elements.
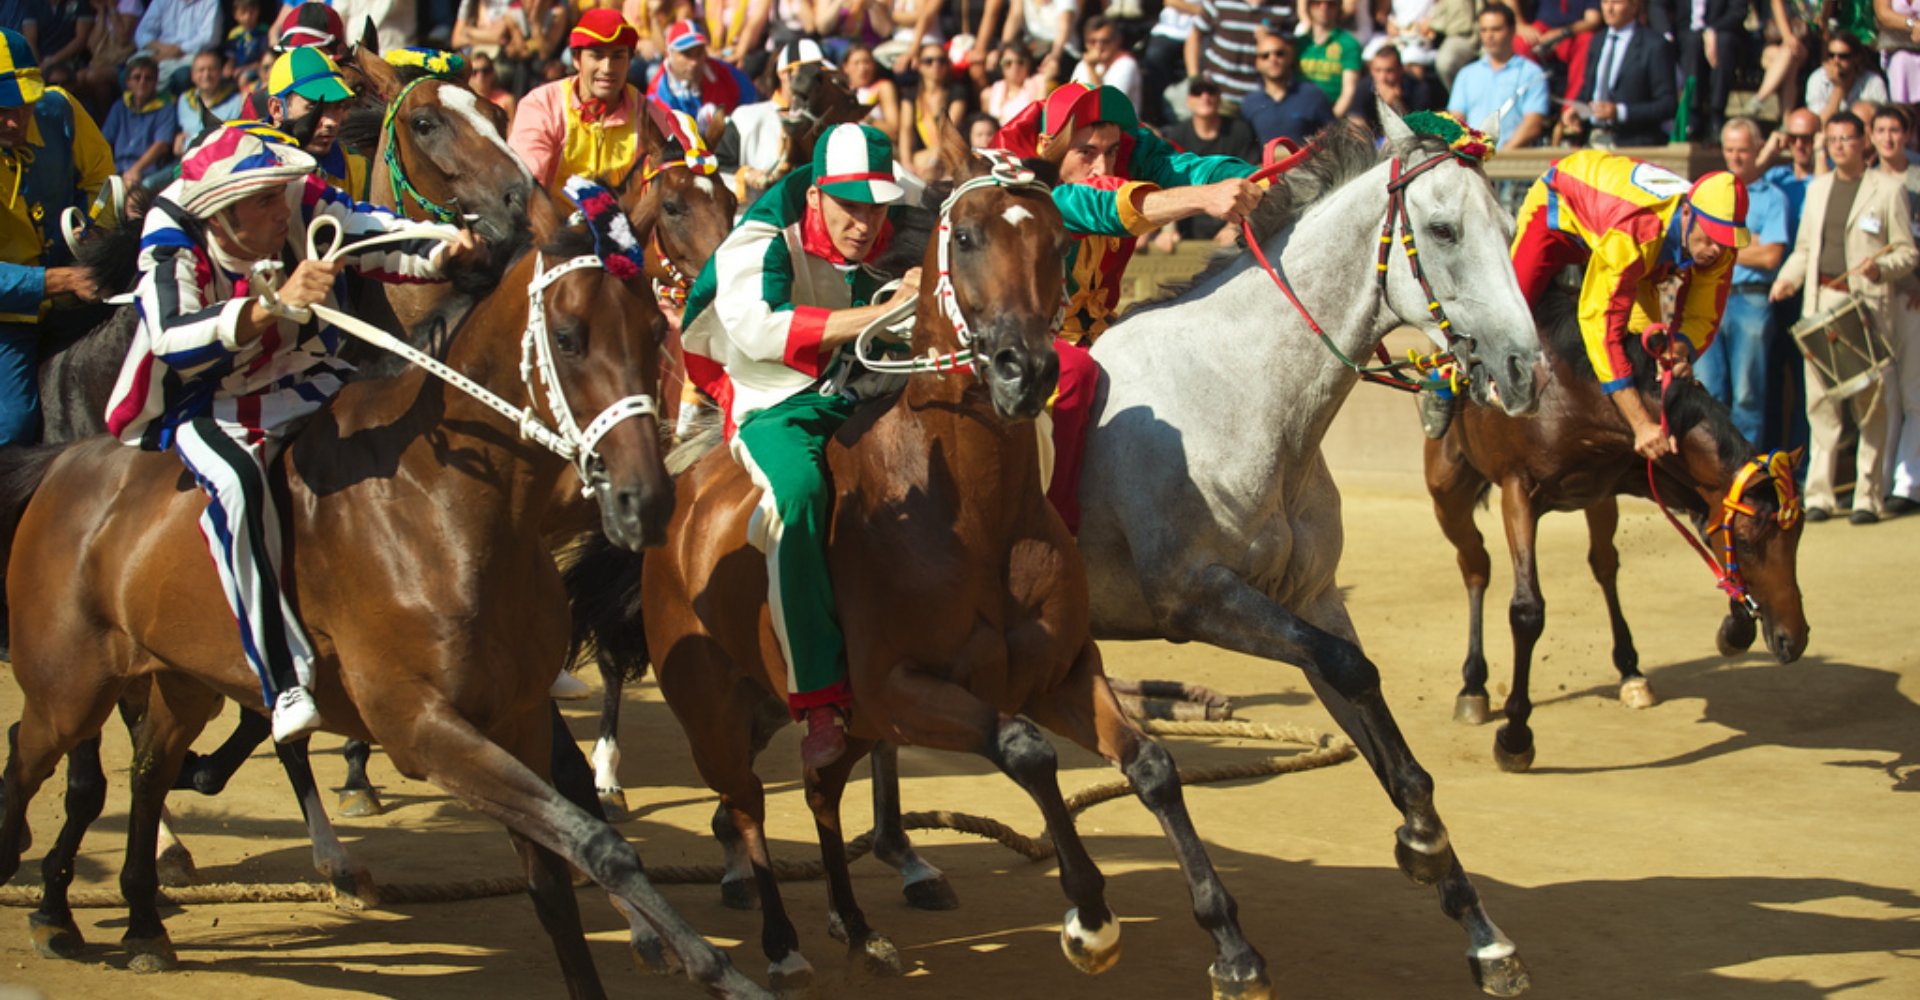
<box><xmin>1297</xmin><ymin>29</ymin><xmax>1361</xmax><ymax>107</ymax></box>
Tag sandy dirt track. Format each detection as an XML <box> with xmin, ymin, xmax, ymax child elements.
<box><xmin>0</xmin><ymin>394</ymin><xmax>1915</xmax><ymax>1000</ymax></box>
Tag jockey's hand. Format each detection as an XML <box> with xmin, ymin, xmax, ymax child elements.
<box><xmin>437</xmin><ymin>229</ymin><xmax>488</xmax><ymax>270</ymax></box>
<box><xmin>1200</xmin><ymin>178</ymin><xmax>1262</xmax><ymax>226</ymax></box>
<box><xmin>278</xmin><ymin>258</ymin><xmax>346</xmax><ymax>313</ymax></box>
<box><xmin>1664</xmin><ymin>337</ymin><xmax>1695</xmax><ymax>380</ymax></box>
<box><xmin>1633</xmin><ymin>420</ymin><xmax>1678</xmax><ymax>460</ymax></box>
<box><xmin>883</xmin><ymin>267</ymin><xmax>923</xmax><ymax>310</ymax></box>
<box><xmin>43</xmin><ymin>266</ymin><xmax>101</xmax><ymax>303</ymax></box>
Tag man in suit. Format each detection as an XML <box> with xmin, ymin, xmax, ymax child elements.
<box><xmin>1559</xmin><ymin>0</ymin><xmax>1676</xmax><ymax>148</ymax></box>
<box><xmin>1771</xmin><ymin>111</ymin><xmax>1918</xmax><ymax>524</ymax></box>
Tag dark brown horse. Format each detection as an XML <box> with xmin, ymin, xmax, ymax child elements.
<box><xmin>1425</xmin><ymin>285</ymin><xmax>1811</xmax><ymax>771</ymax></box>
<box><xmin>0</xmin><ymin>187</ymin><xmax>769</xmax><ymax>998</ymax></box>
<box><xmin>577</xmin><ymin>126</ymin><xmax>1274</xmax><ymax>998</ymax></box>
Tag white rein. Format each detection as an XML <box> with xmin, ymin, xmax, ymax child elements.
<box><xmin>252</xmin><ymin>215</ymin><xmax>657</xmax><ymax>496</ymax></box>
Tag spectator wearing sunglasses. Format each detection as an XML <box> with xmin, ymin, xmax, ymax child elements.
<box><xmin>1239</xmin><ymin>29</ymin><xmax>1331</xmax><ymax>147</ymax></box>
<box><xmin>1806</xmin><ymin>32</ymin><xmax>1888</xmax><ymax>127</ymax></box>
<box><xmin>983</xmin><ymin>40</ymin><xmax>1045</xmax><ymax>122</ymax></box>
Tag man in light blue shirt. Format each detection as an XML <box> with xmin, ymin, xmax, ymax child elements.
<box><xmin>1446</xmin><ymin>5</ymin><xmax>1548</xmax><ymax>150</ymax></box>
<box><xmin>133</xmin><ymin>0</ymin><xmax>222</xmax><ymax>90</ymax></box>
<box><xmin>1699</xmin><ymin>116</ymin><xmax>1792</xmax><ymax>447</ymax></box>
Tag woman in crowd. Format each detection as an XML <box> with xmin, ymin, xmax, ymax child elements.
<box><xmin>982</xmin><ymin>41</ymin><xmax>1043</xmax><ymax>123</ymax></box>
<box><xmin>844</xmin><ymin>42</ymin><xmax>899</xmax><ymax>137</ymax></box>
<box><xmin>469</xmin><ymin>50</ymin><xmax>519</xmax><ymax>120</ymax></box>
<box><xmin>898</xmin><ymin>39</ymin><xmax>971</xmax><ymax>177</ymax></box>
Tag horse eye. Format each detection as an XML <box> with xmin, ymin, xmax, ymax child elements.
<box><xmin>1429</xmin><ymin>222</ymin><xmax>1457</xmax><ymax>243</ymax></box>
<box><xmin>411</xmin><ymin>113</ymin><xmax>435</xmax><ymax>134</ymax></box>
<box><xmin>554</xmin><ymin>325</ymin><xmax>582</xmax><ymax>355</ymax></box>
<box><xmin>955</xmin><ymin>228</ymin><xmax>977</xmax><ymax>251</ymax></box>
<box><xmin>663</xmin><ymin>197</ymin><xmax>687</xmax><ymax>218</ymax></box>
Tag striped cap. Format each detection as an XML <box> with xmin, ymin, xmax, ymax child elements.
<box><xmin>1686</xmin><ymin>171</ymin><xmax>1751</xmax><ymax>249</ymax></box>
<box><xmin>571</xmin><ymin>8</ymin><xmax>639</xmax><ymax>50</ymax></box>
<box><xmin>1039</xmin><ymin>83</ymin><xmax>1138</xmax><ymax>140</ymax></box>
<box><xmin>812</xmin><ymin>124</ymin><xmax>903</xmax><ymax>204</ymax></box>
<box><xmin>175</xmin><ymin>124</ymin><xmax>317</xmax><ymax>218</ymax></box>
<box><xmin>276</xmin><ymin>2</ymin><xmax>344</xmax><ymax>52</ymax></box>
<box><xmin>270</xmin><ymin>46</ymin><xmax>354</xmax><ymax>102</ymax></box>
<box><xmin>0</xmin><ymin>29</ymin><xmax>44</xmax><ymax>108</ymax></box>
<box><xmin>663</xmin><ymin>19</ymin><xmax>707</xmax><ymax>53</ymax></box>
<box><xmin>776</xmin><ymin>38</ymin><xmax>831</xmax><ymax>74</ymax></box>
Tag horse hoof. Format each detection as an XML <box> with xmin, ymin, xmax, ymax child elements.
<box><xmin>1453</xmin><ymin>694</ymin><xmax>1492</xmax><ymax>725</ymax></box>
<box><xmin>336</xmin><ymin>788</ymin><xmax>384</xmax><ymax>819</ymax></box>
<box><xmin>1209</xmin><ymin>963</ymin><xmax>1276</xmax><ymax>1000</ymax></box>
<box><xmin>597</xmin><ymin>787</ymin><xmax>629</xmax><ymax>823</ymax></box>
<box><xmin>767</xmin><ymin>952</ymin><xmax>815</xmax><ymax>994</ymax></box>
<box><xmin>329</xmin><ymin>869</ymin><xmax>381</xmax><ymax>911</ymax></box>
<box><xmin>852</xmin><ymin>933</ymin><xmax>902</xmax><ymax>977</ymax></box>
<box><xmin>1716</xmin><ymin>613</ymin><xmax>1758</xmax><ymax>657</ymax></box>
<box><xmin>1060</xmin><ymin>907</ymin><xmax>1121</xmax><ymax>975</ymax></box>
<box><xmin>719</xmin><ymin>877</ymin><xmax>758</xmax><ymax>911</ymax></box>
<box><xmin>124</xmin><ymin>935</ymin><xmax>177</xmax><ymax>974</ymax></box>
<box><xmin>1393</xmin><ymin>828</ymin><xmax>1453</xmax><ymax>886</ymax></box>
<box><xmin>155</xmin><ymin>844</ymin><xmax>199</xmax><ymax>887</ymax></box>
<box><xmin>1618</xmin><ymin>677</ymin><xmax>1656</xmax><ymax>710</ymax></box>
<box><xmin>1492</xmin><ymin>729</ymin><xmax>1535</xmax><ymax>773</ymax></box>
<box><xmin>1470</xmin><ymin>952</ymin><xmax>1532</xmax><ymax>996</ymax></box>
<box><xmin>28</xmin><ymin>914</ymin><xmax>85</xmax><ymax>959</ymax></box>
<box><xmin>901</xmin><ymin>874</ymin><xmax>959</xmax><ymax>911</ymax></box>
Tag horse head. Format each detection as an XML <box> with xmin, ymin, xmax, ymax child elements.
<box><xmin>1377</xmin><ymin>106</ymin><xmax>1540</xmax><ymax>417</ymax></box>
<box><xmin>1696</xmin><ymin>440</ymin><xmax>1810</xmax><ymax>664</ymax></box>
<box><xmin>921</xmin><ymin>119</ymin><xmax>1068</xmax><ymax>421</ymax></box>
<box><xmin>518</xmin><ymin>181</ymin><xmax>675</xmax><ymax>550</ymax></box>
<box><xmin>781</xmin><ymin>60</ymin><xmax>863</xmax><ymax>171</ymax></box>
<box><xmin>355</xmin><ymin>48</ymin><xmax>533</xmax><ymax>251</ymax></box>
<box><xmin>633</xmin><ymin>105</ymin><xmax>735</xmax><ymax>305</ymax></box>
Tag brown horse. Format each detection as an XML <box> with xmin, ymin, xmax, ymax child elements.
<box><xmin>584</xmin><ymin>127</ymin><xmax>1273</xmax><ymax>998</ymax></box>
<box><xmin>1425</xmin><ymin>285</ymin><xmax>1810</xmax><ymax>771</ymax></box>
<box><xmin>0</xmin><ymin>187</ymin><xmax>769</xmax><ymax>998</ymax></box>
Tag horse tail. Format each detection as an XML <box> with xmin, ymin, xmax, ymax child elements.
<box><xmin>562</xmin><ymin>532</ymin><xmax>652</xmax><ymax>684</ymax></box>
<box><xmin>0</xmin><ymin>444</ymin><xmax>72</xmax><ymax>654</ymax></box>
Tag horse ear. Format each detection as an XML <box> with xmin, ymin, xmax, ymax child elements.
<box><xmin>934</xmin><ymin>112</ymin><xmax>979</xmax><ymax>183</ymax></box>
<box><xmin>1477</xmin><ymin>111</ymin><xmax>1502</xmax><ymax>148</ymax></box>
<box><xmin>702</xmin><ymin>107</ymin><xmax>728</xmax><ymax>154</ymax></box>
<box><xmin>358</xmin><ymin>17</ymin><xmax>381</xmax><ymax>56</ymax></box>
<box><xmin>639</xmin><ymin>102</ymin><xmax>669</xmax><ymax>164</ymax></box>
<box><xmin>354</xmin><ymin>46</ymin><xmax>401</xmax><ymax>102</ymax></box>
<box><xmin>1378</xmin><ymin>99</ymin><xmax>1415</xmax><ymax>150</ymax></box>
<box><xmin>1787</xmin><ymin>446</ymin><xmax>1805</xmax><ymax>469</ymax></box>
<box><xmin>527</xmin><ymin>184</ymin><xmax>561</xmax><ymax>247</ymax></box>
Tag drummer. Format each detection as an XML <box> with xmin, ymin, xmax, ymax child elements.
<box><xmin>1770</xmin><ymin>110</ymin><xmax>1917</xmax><ymax>525</ymax></box>
<box><xmin>1422</xmin><ymin>149</ymin><xmax>1750</xmax><ymax>460</ymax></box>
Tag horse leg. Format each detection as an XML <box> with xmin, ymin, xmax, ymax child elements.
<box><xmin>867</xmin><ymin>741</ymin><xmax>959</xmax><ymax>910</ymax></box>
<box><xmin>1145</xmin><ymin>565</ymin><xmax>1528</xmax><ymax>995</ymax></box>
<box><xmin>807</xmin><ymin>740</ymin><xmax>901</xmax><ymax>977</ymax></box>
<box><xmin>589</xmin><ymin>657</ymin><xmax>627</xmax><ymax>820</ymax></box>
<box><xmin>1496</xmin><ymin>486</ymin><xmax>1545</xmax><ymax>772</ymax></box>
<box><xmin>881</xmin><ymin>667</ymin><xmax>1120</xmax><ymax>977</ymax></box>
<box><xmin>1585</xmin><ymin>499</ymin><xmax>1652</xmax><ymax>709</ymax></box>
<box><xmin>709</xmin><ymin>800</ymin><xmax>758</xmax><ymax>910</ymax></box>
<box><xmin>28</xmin><ymin>737</ymin><xmax>105</xmax><ymax>959</ymax></box>
<box><xmin>1428</xmin><ymin>452</ymin><xmax>1496</xmax><ymax>725</ymax></box>
<box><xmin>337</xmin><ymin>738</ymin><xmax>383</xmax><ymax>817</ymax></box>
<box><xmin>368</xmin><ymin>700</ymin><xmax>766</xmax><ymax>999</ymax></box>
<box><xmin>273</xmin><ymin>735</ymin><xmax>378</xmax><ymax>908</ymax></box>
<box><xmin>492</xmin><ymin>714</ymin><xmax>610</xmax><ymax>1000</ymax></box>
<box><xmin>1023</xmin><ymin>641</ymin><xmax>1271</xmax><ymax>1000</ymax></box>
<box><xmin>168</xmin><ymin>704</ymin><xmax>267</xmax><ymax>795</ymax></box>
<box><xmin>121</xmin><ymin>675</ymin><xmax>221</xmax><ymax>973</ymax></box>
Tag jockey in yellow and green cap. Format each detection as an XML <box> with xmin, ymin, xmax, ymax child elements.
<box><xmin>261</xmin><ymin>46</ymin><xmax>368</xmax><ymax>199</ymax></box>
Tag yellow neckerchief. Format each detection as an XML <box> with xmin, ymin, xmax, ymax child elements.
<box><xmin>122</xmin><ymin>90</ymin><xmax>169</xmax><ymax>115</ymax></box>
<box><xmin>559</xmin><ymin>81</ymin><xmax>640</xmax><ymax>195</ymax></box>
<box><xmin>186</xmin><ymin>83</ymin><xmax>236</xmax><ymax>113</ymax></box>
<box><xmin>0</xmin><ymin>113</ymin><xmax>45</xmax><ymax>210</ymax></box>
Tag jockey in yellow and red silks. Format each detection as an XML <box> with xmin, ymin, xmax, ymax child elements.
<box><xmin>990</xmin><ymin>84</ymin><xmax>1259</xmax><ymax>532</ymax></box>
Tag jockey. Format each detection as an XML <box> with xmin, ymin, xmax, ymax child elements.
<box><xmin>991</xmin><ymin>83</ymin><xmax>1261</xmax><ymax>532</ymax></box>
<box><xmin>645</xmin><ymin>20</ymin><xmax>758</xmax><ymax>128</ymax></box>
<box><xmin>1422</xmin><ymin>150</ymin><xmax>1749</xmax><ymax>458</ymax></box>
<box><xmin>104</xmin><ymin>125</ymin><xmax>481</xmax><ymax>742</ymax></box>
<box><xmin>0</xmin><ymin>27</ymin><xmax>113</xmax><ymax>446</ymax></box>
<box><xmin>509</xmin><ymin>9</ymin><xmax>652</xmax><ymax>196</ymax></box>
<box><xmin>679</xmin><ymin>123</ymin><xmax>919</xmax><ymax>771</ymax></box>
<box><xmin>259</xmin><ymin>46</ymin><xmax>370</xmax><ymax>200</ymax></box>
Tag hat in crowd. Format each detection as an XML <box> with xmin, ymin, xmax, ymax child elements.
<box><xmin>1686</xmin><ymin>171</ymin><xmax>1751</xmax><ymax>249</ymax></box>
<box><xmin>664</xmin><ymin>20</ymin><xmax>708</xmax><ymax>53</ymax></box>
<box><xmin>0</xmin><ymin>29</ymin><xmax>43</xmax><ymax>108</ymax></box>
<box><xmin>277</xmin><ymin>2</ymin><xmax>345</xmax><ymax>52</ymax></box>
<box><xmin>812</xmin><ymin>124</ymin><xmax>904</xmax><ymax>205</ymax></box>
<box><xmin>570</xmin><ymin>8</ymin><xmax>639</xmax><ymax>51</ymax></box>
<box><xmin>175</xmin><ymin>124</ymin><xmax>318</xmax><ymax>218</ymax></box>
<box><xmin>270</xmin><ymin>46</ymin><xmax>354</xmax><ymax>103</ymax></box>
<box><xmin>776</xmin><ymin>37</ymin><xmax>832</xmax><ymax>74</ymax></box>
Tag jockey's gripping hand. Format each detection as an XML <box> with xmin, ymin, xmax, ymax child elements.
<box><xmin>1200</xmin><ymin>178</ymin><xmax>1263</xmax><ymax>228</ymax></box>
<box><xmin>435</xmin><ymin>228</ymin><xmax>489</xmax><ymax>271</ymax></box>
<box><xmin>277</xmin><ymin>258</ymin><xmax>346</xmax><ymax>314</ymax></box>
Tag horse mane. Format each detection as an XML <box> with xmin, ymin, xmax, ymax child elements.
<box><xmin>79</xmin><ymin>184</ymin><xmax>158</xmax><ymax>295</ymax></box>
<box><xmin>1536</xmin><ymin>284</ymin><xmax>1755</xmax><ymax>475</ymax></box>
<box><xmin>339</xmin><ymin>104</ymin><xmax>385</xmax><ymax>158</ymax></box>
<box><xmin>1136</xmin><ymin>120</ymin><xmax>1453</xmax><ymax>311</ymax></box>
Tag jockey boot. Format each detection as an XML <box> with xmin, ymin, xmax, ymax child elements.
<box><xmin>800</xmin><ymin>705</ymin><xmax>848</xmax><ymax>771</ymax></box>
<box><xmin>1418</xmin><ymin>387</ymin><xmax>1457</xmax><ymax>440</ymax></box>
<box><xmin>271</xmin><ymin>686</ymin><xmax>323</xmax><ymax>744</ymax></box>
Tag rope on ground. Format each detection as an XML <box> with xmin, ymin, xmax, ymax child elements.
<box><xmin>0</xmin><ymin>717</ymin><xmax>1353</xmax><ymax>909</ymax></box>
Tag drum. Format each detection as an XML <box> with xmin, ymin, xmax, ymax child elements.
<box><xmin>1789</xmin><ymin>294</ymin><xmax>1892</xmax><ymax>401</ymax></box>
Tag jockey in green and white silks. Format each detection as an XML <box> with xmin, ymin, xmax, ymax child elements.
<box><xmin>679</xmin><ymin>123</ymin><xmax>920</xmax><ymax>770</ymax></box>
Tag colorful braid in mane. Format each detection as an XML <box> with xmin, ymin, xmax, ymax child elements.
<box><xmin>385</xmin><ymin>47</ymin><xmax>467</xmax><ymax>78</ymax></box>
<box><xmin>1402</xmin><ymin>111</ymin><xmax>1494</xmax><ymax>162</ymax></box>
<box><xmin>561</xmin><ymin>176</ymin><xmax>646</xmax><ymax>280</ymax></box>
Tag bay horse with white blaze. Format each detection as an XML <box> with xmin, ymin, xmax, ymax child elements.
<box><xmin>1426</xmin><ymin>284</ymin><xmax>1809</xmax><ymax>771</ymax></box>
<box><xmin>0</xmin><ymin>186</ymin><xmax>769</xmax><ymax>998</ymax></box>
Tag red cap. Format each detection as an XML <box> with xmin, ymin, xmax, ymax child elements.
<box><xmin>570</xmin><ymin>8</ymin><xmax>639</xmax><ymax>51</ymax></box>
<box><xmin>277</xmin><ymin>2</ymin><xmax>345</xmax><ymax>52</ymax></box>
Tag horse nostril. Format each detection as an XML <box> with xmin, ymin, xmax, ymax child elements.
<box><xmin>992</xmin><ymin>348</ymin><xmax>1026</xmax><ymax>383</ymax></box>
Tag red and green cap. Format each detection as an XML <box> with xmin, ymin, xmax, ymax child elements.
<box><xmin>1039</xmin><ymin>83</ymin><xmax>1138</xmax><ymax>142</ymax></box>
<box><xmin>1686</xmin><ymin>171</ymin><xmax>1751</xmax><ymax>249</ymax></box>
<box><xmin>812</xmin><ymin>124</ymin><xmax>904</xmax><ymax>205</ymax></box>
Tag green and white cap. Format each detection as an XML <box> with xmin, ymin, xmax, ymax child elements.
<box><xmin>812</xmin><ymin>124</ymin><xmax>904</xmax><ymax>205</ymax></box>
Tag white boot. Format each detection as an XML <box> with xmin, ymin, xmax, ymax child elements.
<box><xmin>271</xmin><ymin>686</ymin><xmax>322</xmax><ymax>743</ymax></box>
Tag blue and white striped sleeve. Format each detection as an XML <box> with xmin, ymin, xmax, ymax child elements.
<box><xmin>134</xmin><ymin>237</ymin><xmax>249</xmax><ymax>372</ymax></box>
<box><xmin>299</xmin><ymin>177</ymin><xmax>456</xmax><ymax>282</ymax></box>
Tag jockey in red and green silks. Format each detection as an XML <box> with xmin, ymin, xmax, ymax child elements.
<box><xmin>991</xmin><ymin>84</ymin><xmax>1261</xmax><ymax>533</ymax></box>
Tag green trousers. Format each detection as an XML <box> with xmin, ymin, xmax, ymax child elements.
<box><xmin>733</xmin><ymin>392</ymin><xmax>856</xmax><ymax>713</ymax></box>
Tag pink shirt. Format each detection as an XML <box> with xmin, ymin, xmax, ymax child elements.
<box><xmin>507</xmin><ymin>77</ymin><xmax>644</xmax><ymax>191</ymax></box>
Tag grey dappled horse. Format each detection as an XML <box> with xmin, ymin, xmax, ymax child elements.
<box><xmin>859</xmin><ymin>110</ymin><xmax>1544</xmax><ymax>995</ymax></box>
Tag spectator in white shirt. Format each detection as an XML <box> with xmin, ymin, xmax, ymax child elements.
<box><xmin>1070</xmin><ymin>15</ymin><xmax>1142</xmax><ymax>111</ymax></box>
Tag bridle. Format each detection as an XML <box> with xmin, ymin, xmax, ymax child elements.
<box><xmin>382</xmin><ymin>75</ymin><xmax>462</xmax><ymax>224</ymax></box>
<box><xmin>1241</xmin><ymin>140</ymin><xmax>1484</xmax><ymax>393</ymax></box>
<box><xmin>634</xmin><ymin>152</ymin><xmax>718</xmax><ymax>311</ymax></box>
<box><xmin>261</xmin><ymin>217</ymin><xmax>657</xmax><ymax>496</ymax></box>
<box><xmin>856</xmin><ymin>154</ymin><xmax>1063</xmax><ymax>374</ymax></box>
